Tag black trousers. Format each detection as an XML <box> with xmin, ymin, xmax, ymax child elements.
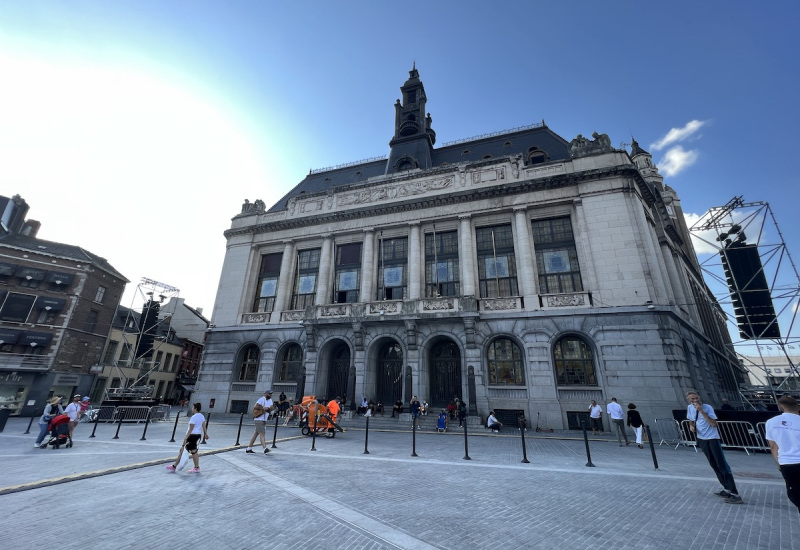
<box><xmin>779</xmin><ymin>463</ymin><xmax>800</xmax><ymax>513</ymax></box>
<box><xmin>697</xmin><ymin>438</ymin><xmax>738</xmax><ymax>495</ymax></box>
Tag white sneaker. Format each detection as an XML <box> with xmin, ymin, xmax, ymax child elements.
<box><xmin>34</xmin><ymin>442</ymin><xmax>41</xmax><ymax>447</ymax></box>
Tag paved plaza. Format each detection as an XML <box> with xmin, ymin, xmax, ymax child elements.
<box><xmin>1</xmin><ymin>411</ymin><xmax>798</xmax><ymax>549</ymax></box>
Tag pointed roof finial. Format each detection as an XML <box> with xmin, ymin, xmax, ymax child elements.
<box><xmin>413</xmin><ymin>60</ymin><xmax>416</xmax><ymax>70</ymax></box>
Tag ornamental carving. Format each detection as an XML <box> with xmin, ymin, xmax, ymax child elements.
<box><xmin>482</xmin><ymin>298</ymin><xmax>518</xmax><ymax>310</ymax></box>
<box><xmin>545</xmin><ymin>294</ymin><xmax>586</xmax><ymax>307</ymax></box>
<box><xmin>422</xmin><ymin>299</ymin><xmax>454</xmax><ymax>311</ymax></box>
<box><xmin>569</xmin><ymin>132</ymin><xmax>613</xmax><ymax>158</ymax></box>
<box><xmin>320</xmin><ymin>305</ymin><xmax>348</xmax><ymax>317</ymax></box>
<box><xmin>368</xmin><ymin>301</ymin><xmax>400</xmax><ymax>314</ymax></box>
<box><xmin>282</xmin><ymin>310</ymin><xmax>303</xmax><ymax>322</ymax></box>
<box><xmin>337</xmin><ymin>176</ymin><xmax>453</xmax><ymax>207</ymax></box>
<box><xmin>242</xmin><ymin>313</ymin><xmax>268</xmax><ymax>324</ymax></box>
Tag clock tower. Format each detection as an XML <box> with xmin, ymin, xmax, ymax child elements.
<box><xmin>386</xmin><ymin>65</ymin><xmax>436</xmax><ymax>174</ymax></box>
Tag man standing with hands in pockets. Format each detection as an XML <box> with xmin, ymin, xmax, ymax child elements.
<box><xmin>686</xmin><ymin>390</ymin><xmax>742</xmax><ymax>504</ymax></box>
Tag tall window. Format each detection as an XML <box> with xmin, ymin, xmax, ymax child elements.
<box><xmin>155</xmin><ymin>351</ymin><xmax>164</xmax><ymax>371</ymax></box>
<box><xmin>425</xmin><ymin>230</ymin><xmax>460</xmax><ymax>297</ymax></box>
<box><xmin>334</xmin><ymin>243</ymin><xmax>362</xmax><ymax>303</ymax></box>
<box><xmin>253</xmin><ymin>253</ymin><xmax>282</xmax><ymax>313</ymax></box>
<box><xmin>237</xmin><ymin>344</ymin><xmax>260</xmax><ymax>382</ymax></box>
<box><xmin>553</xmin><ymin>336</ymin><xmax>596</xmax><ymax>385</ymax></box>
<box><xmin>83</xmin><ymin>309</ymin><xmax>99</xmax><ymax>332</ymax></box>
<box><xmin>164</xmin><ymin>353</ymin><xmax>173</xmax><ymax>371</ymax></box>
<box><xmin>532</xmin><ymin>217</ymin><xmax>583</xmax><ymax>294</ymax></box>
<box><xmin>476</xmin><ymin>225</ymin><xmax>518</xmax><ymax>298</ymax></box>
<box><xmin>102</xmin><ymin>340</ymin><xmax>119</xmax><ymax>364</ymax></box>
<box><xmin>487</xmin><ymin>338</ymin><xmax>524</xmax><ymax>385</ymax></box>
<box><xmin>94</xmin><ymin>286</ymin><xmax>107</xmax><ymax>303</ymax></box>
<box><xmin>278</xmin><ymin>343</ymin><xmax>303</xmax><ymax>382</ymax></box>
<box><xmin>0</xmin><ymin>292</ymin><xmax>36</xmax><ymax>322</ymax></box>
<box><xmin>377</xmin><ymin>236</ymin><xmax>408</xmax><ymax>300</ymax></box>
<box><xmin>119</xmin><ymin>342</ymin><xmax>132</xmax><ymax>365</ymax></box>
<box><xmin>291</xmin><ymin>249</ymin><xmax>321</xmax><ymax>310</ymax></box>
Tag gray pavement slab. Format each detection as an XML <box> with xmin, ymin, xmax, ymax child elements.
<box><xmin>1</xmin><ymin>415</ymin><xmax>798</xmax><ymax>549</ymax></box>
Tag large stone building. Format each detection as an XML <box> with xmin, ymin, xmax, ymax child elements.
<box><xmin>0</xmin><ymin>195</ymin><xmax>127</xmax><ymax>415</ymax></box>
<box><xmin>193</xmin><ymin>68</ymin><xmax>743</xmax><ymax>427</ymax></box>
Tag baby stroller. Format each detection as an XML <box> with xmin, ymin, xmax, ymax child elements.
<box><xmin>48</xmin><ymin>414</ymin><xmax>73</xmax><ymax>449</ymax></box>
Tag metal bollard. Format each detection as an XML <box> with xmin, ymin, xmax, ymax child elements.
<box><xmin>89</xmin><ymin>412</ymin><xmax>100</xmax><ymax>438</ymax></box>
<box><xmin>140</xmin><ymin>408</ymin><xmax>153</xmax><ymax>441</ymax></box>
<box><xmin>519</xmin><ymin>417</ymin><xmax>529</xmax><ymax>464</ymax></box>
<box><xmin>462</xmin><ymin>418</ymin><xmax>470</xmax><ymax>460</ymax></box>
<box><xmin>310</xmin><ymin>412</ymin><xmax>318</xmax><ymax>451</ymax></box>
<box><xmin>25</xmin><ymin>415</ymin><xmax>35</xmax><ymax>434</ymax></box>
<box><xmin>645</xmin><ymin>425</ymin><xmax>659</xmax><ymax>470</ymax></box>
<box><xmin>202</xmin><ymin>413</ymin><xmax>211</xmax><ymax>444</ymax></box>
<box><xmin>363</xmin><ymin>414</ymin><xmax>370</xmax><ymax>454</ymax></box>
<box><xmin>411</xmin><ymin>419</ymin><xmax>418</xmax><ymax>457</ymax></box>
<box><xmin>169</xmin><ymin>411</ymin><xmax>181</xmax><ymax>443</ymax></box>
<box><xmin>235</xmin><ymin>412</ymin><xmax>244</xmax><ymax>446</ymax></box>
<box><xmin>271</xmin><ymin>413</ymin><xmax>279</xmax><ymax>448</ymax></box>
<box><xmin>581</xmin><ymin>420</ymin><xmax>595</xmax><ymax>467</ymax></box>
<box><xmin>112</xmin><ymin>409</ymin><xmax>126</xmax><ymax>439</ymax></box>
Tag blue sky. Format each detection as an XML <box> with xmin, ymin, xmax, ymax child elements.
<box><xmin>2</xmin><ymin>1</ymin><xmax>799</xmax><ymax>344</ymax></box>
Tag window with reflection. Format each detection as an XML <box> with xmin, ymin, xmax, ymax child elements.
<box><xmin>553</xmin><ymin>336</ymin><xmax>596</xmax><ymax>385</ymax></box>
<box><xmin>335</xmin><ymin>243</ymin><xmax>362</xmax><ymax>303</ymax></box>
<box><xmin>291</xmin><ymin>249</ymin><xmax>320</xmax><ymax>310</ymax></box>
<box><xmin>253</xmin><ymin>252</ymin><xmax>282</xmax><ymax>313</ymax></box>
<box><xmin>377</xmin><ymin>236</ymin><xmax>407</xmax><ymax>300</ymax></box>
<box><xmin>278</xmin><ymin>343</ymin><xmax>303</xmax><ymax>382</ymax></box>
<box><xmin>425</xmin><ymin>230</ymin><xmax>460</xmax><ymax>297</ymax></box>
<box><xmin>476</xmin><ymin>225</ymin><xmax>518</xmax><ymax>298</ymax></box>
<box><xmin>237</xmin><ymin>344</ymin><xmax>260</xmax><ymax>382</ymax></box>
<box><xmin>487</xmin><ymin>338</ymin><xmax>524</xmax><ymax>385</ymax></box>
<box><xmin>532</xmin><ymin>217</ymin><xmax>583</xmax><ymax>294</ymax></box>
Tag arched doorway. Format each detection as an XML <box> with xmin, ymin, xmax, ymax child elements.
<box><xmin>377</xmin><ymin>342</ymin><xmax>403</xmax><ymax>404</ymax></box>
<box><xmin>429</xmin><ymin>340</ymin><xmax>462</xmax><ymax>408</ymax></box>
<box><xmin>326</xmin><ymin>343</ymin><xmax>350</xmax><ymax>400</ymax></box>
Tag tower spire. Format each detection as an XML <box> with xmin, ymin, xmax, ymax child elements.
<box><xmin>386</xmin><ymin>66</ymin><xmax>435</xmax><ymax>174</ymax></box>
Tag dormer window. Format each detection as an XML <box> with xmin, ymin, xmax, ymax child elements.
<box><xmin>526</xmin><ymin>147</ymin><xmax>548</xmax><ymax>165</ymax></box>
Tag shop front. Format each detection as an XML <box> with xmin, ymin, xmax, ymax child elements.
<box><xmin>0</xmin><ymin>370</ymin><xmax>37</xmax><ymax>416</ymax></box>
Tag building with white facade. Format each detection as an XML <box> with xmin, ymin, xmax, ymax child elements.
<box><xmin>193</xmin><ymin>68</ymin><xmax>743</xmax><ymax>427</ymax></box>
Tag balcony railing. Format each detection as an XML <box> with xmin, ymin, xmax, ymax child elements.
<box><xmin>0</xmin><ymin>353</ymin><xmax>52</xmax><ymax>371</ymax></box>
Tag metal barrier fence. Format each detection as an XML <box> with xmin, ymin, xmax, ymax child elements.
<box><xmin>93</xmin><ymin>405</ymin><xmax>171</xmax><ymax>423</ymax></box>
<box><xmin>654</xmin><ymin>418</ymin><xmax>688</xmax><ymax>450</ymax></box>
<box><xmin>679</xmin><ymin>419</ymin><xmax>768</xmax><ymax>455</ymax></box>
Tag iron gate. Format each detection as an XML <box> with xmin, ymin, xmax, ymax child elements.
<box><xmin>429</xmin><ymin>341</ymin><xmax>462</xmax><ymax>408</ymax></box>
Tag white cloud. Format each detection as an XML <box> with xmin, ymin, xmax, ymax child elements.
<box><xmin>659</xmin><ymin>146</ymin><xmax>699</xmax><ymax>177</ymax></box>
<box><xmin>650</xmin><ymin>119</ymin><xmax>707</xmax><ymax>151</ymax></box>
<box><xmin>684</xmin><ymin>212</ymin><xmax>720</xmax><ymax>255</ymax></box>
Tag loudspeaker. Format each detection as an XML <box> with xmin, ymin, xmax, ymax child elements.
<box><xmin>720</xmin><ymin>243</ymin><xmax>780</xmax><ymax>339</ymax></box>
<box><xmin>135</xmin><ymin>301</ymin><xmax>160</xmax><ymax>358</ymax></box>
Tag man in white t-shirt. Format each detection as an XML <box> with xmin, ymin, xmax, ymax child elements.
<box><xmin>246</xmin><ymin>390</ymin><xmax>273</xmax><ymax>455</ymax></box>
<box><xmin>607</xmin><ymin>397</ymin><xmax>630</xmax><ymax>446</ymax></box>
<box><xmin>765</xmin><ymin>395</ymin><xmax>800</xmax><ymax>514</ymax></box>
<box><xmin>588</xmin><ymin>400</ymin><xmax>602</xmax><ymax>435</ymax></box>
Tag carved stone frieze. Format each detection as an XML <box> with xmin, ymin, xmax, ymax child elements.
<box><xmin>242</xmin><ymin>313</ymin><xmax>268</xmax><ymax>324</ymax></box>
<box><xmin>320</xmin><ymin>304</ymin><xmax>349</xmax><ymax>317</ymax></box>
<box><xmin>281</xmin><ymin>310</ymin><xmax>304</xmax><ymax>322</ymax></box>
<box><xmin>368</xmin><ymin>301</ymin><xmax>401</xmax><ymax>314</ymax></box>
<box><xmin>525</xmin><ymin>163</ymin><xmax>565</xmax><ymax>178</ymax></box>
<box><xmin>422</xmin><ymin>299</ymin><xmax>454</xmax><ymax>311</ymax></box>
<box><xmin>544</xmin><ymin>293</ymin><xmax>587</xmax><ymax>307</ymax></box>
<box><xmin>337</xmin><ymin>176</ymin><xmax>453</xmax><ymax>208</ymax></box>
<box><xmin>481</xmin><ymin>298</ymin><xmax>519</xmax><ymax>310</ymax></box>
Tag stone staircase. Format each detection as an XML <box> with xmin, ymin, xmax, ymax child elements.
<box><xmin>338</xmin><ymin>411</ymin><xmax>483</xmax><ymax>432</ymax></box>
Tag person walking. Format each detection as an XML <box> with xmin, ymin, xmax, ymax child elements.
<box><xmin>607</xmin><ymin>397</ymin><xmax>630</xmax><ymax>446</ymax></box>
<box><xmin>245</xmin><ymin>390</ymin><xmax>273</xmax><ymax>454</ymax></box>
<box><xmin>64</xmin><ymin>394</ymin><xmax>81</xmax><ymax>438</ymax></box>
<box><xmin>165</xmin><ymin>402</ymin><xmax>208</xmax><ymax>473</ymax></box>
<box><xmin>765</xmin><ymin>395</ymin><xmax>800</xmax><ymax>514</ymax></box>
<box><xmin>588</xmin><ymin>400</ymin><xmax>603</xmax><ymax>435</ymax></box>
<box><xmin>457</xmin><ymin>399</ymin><xmax>467</xmax><ymax>428</ymax></box>
<box><xmin>627</xmin><ymin>403</ymin><xmax>644</xmax><ymax>448</ymax></box>
<box><xmin>686</xmin><ymin>390</ymin><xmax>743</xmax><ymax>504</ymax></box>
<box><xmin>34</xmin><ymin>396</ymin><xmax>63</xmax><ymax>448</ymax></box>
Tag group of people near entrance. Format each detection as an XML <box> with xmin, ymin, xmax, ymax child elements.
<box><xmin>587</xmin><ymin>397</ymin><xmax>646</xmax><ymax>448</ymax></box>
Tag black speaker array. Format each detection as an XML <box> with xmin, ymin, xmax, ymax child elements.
<box><xmin>135</xmin><ymin>300</ymin><xmax>160</xmax><ymax>358</ymax></box>
<box><xmin>719</xmin><ymin>243</ymin><xmax>780</xmax><ymax>339</ymax></box>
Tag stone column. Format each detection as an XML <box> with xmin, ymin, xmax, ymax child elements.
<box><xmin>408</xmin><ymin>222</ymin><xmax>421</xmax><ymax>300</ymax></box>
<box><xmin>273</xmin><ymin>240</ymin><xmax>296</xmax><ymax>318</ymax></box>
<box><xmin>315</xmin><ymin>234</ymin><xmax>334</xmax><ymax>306</ymax></box>
<box><xmin>459</xmin><ymin>215</ymin><xmax>476</xmax><ymax>296</ymax></box>
<box><xmin>513</xmin><ymin>207</ymin><xmax>537</xmax><ymax>308</ymax></box>
<box><xmin>360</xmin><ymin>229</ymin><xmax>375</xmax><ymax>303</ymax></box>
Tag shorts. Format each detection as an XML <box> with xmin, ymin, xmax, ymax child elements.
<box><xmin>185</xmin><ymin>433</ymin><xmax>202</xmax><ymax>452</ymax></box>
<box><xmin>253</xmin><ymin>420</ymin><xmax>267</xmax><ymax>434</ymax></box>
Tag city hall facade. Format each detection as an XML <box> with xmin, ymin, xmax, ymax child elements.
<box><xmin>193</xmin><ymin>68</ymin><xmax>741</xmax><ymax>427</ymax></box>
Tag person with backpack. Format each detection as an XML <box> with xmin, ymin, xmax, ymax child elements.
<box><xmin>245</xmin><ymin>389</ymin><xmax>273</xmax><ymax>454</ymax></box>
<box><xmin>35</xmin><ymin>396</ymin><xmax>63</xmax><ymax>448</ymax></box>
